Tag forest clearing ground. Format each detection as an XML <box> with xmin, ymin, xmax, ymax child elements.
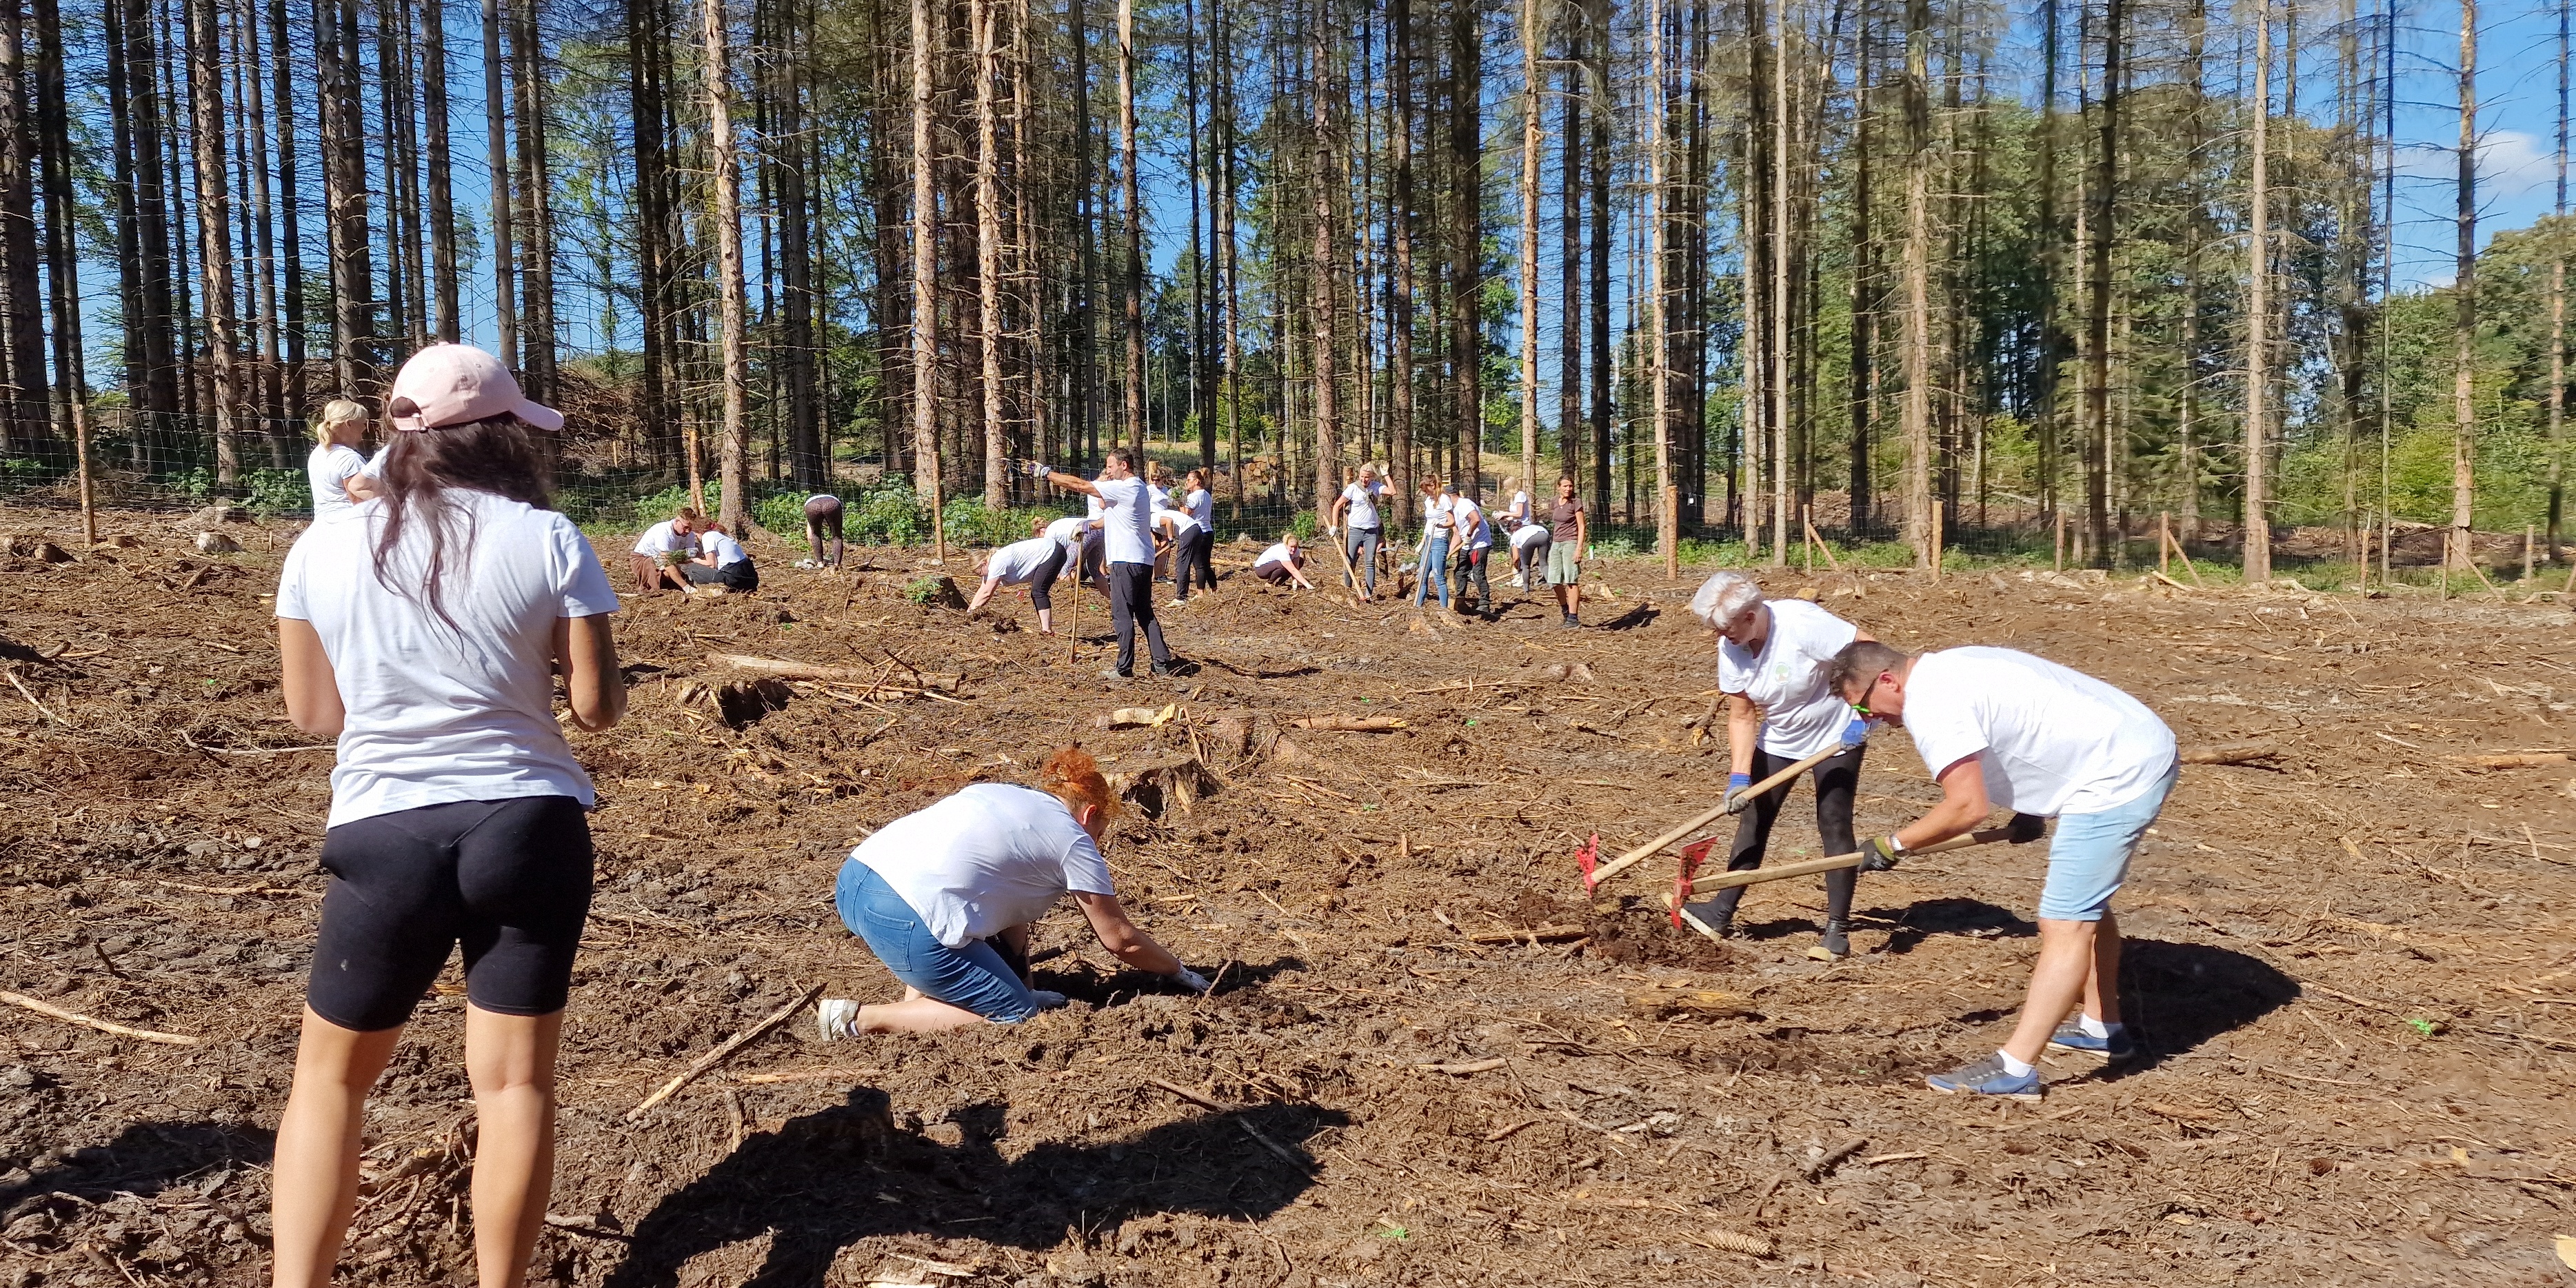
<box><xmin>1</xmin><ymin>505</ymin><xmax>2573</xmax><ymax>1287</ymax></box>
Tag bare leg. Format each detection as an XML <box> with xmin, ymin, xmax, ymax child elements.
<box><xmin>270</xmin><ymin>1008</ymin><xmax>405</xmax><ymax>1288</ymax></box>
<box><xmin>463</xmin><ymin>1005</ymin><xmax>564</xmax><ymax>1288</ymax></box>
<box><xmin>2081</xmin><ymin>909</ymin><xmax>2123</xmax><ymax>1025</ymax></box>
<box><xmin>1036</xmin><ymin>607</ymin><xmax>1054</xmax><ymax>634</ymax></box>
<box><xmin>2002</xmin><ymin>918</ymin><xmax>2106</xmax><ymax>1065</ymax></box>
<box><xmin>857</xmin><ymin>996</ymin><xmax>992</xmax><ymax>1033</ymax></box>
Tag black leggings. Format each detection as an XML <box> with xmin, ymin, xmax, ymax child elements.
<box><xmin>1174</xmin><ymin>528</ymin><xmax>1216</xmax><ymax>597</ymax></box>
<box><xmin>804</xmin><ymin>496</ymin><xmax>844</xmax><ymax>567</ymax></box>
<box><xmin>1707</xmin><ymin>743</ymin><xmax>1864</xmax><ymax>925</ymax></box>
<box><xmin>1025</xmin><ymin>541</ymin><xmax>1068</xmax><ymax>611</ymax></box>
<box><xmin>308</xmin><ymin>796</ymin><xmax>594</xmax><ymax>1032</ymax></box>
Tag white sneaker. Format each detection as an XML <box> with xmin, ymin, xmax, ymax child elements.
<box><xmin>1029</xmin><ymin>989</ymin><xmax>1070</xmax><ymax>1011</ymax></box>
<box><xmin>1167</xmin><ymin>598</ymin><xmax>1187</xmax><ymax>610</ymax></box>
<box><xmin>1507</xmin><ymin>572</ymin><xmax>1525</xmax><ymax>588</ymax></box>
<box><xmin>816</xmin><ymin>998</ymin><xmax>862</xmax><ymax>1041</ymax></box>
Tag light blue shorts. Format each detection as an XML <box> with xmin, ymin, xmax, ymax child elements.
<box><xmin>2035</xmin><ymin>761</ymin><xmax>2179</xmax><ymax>922</ymax></box>
<box><xmin>834</xmin><ymin>859</ymin><xmax>1040</xmax><ymax>1023</ymax></box>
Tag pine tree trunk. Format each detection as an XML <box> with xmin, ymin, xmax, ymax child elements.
<box><xmin>1449</xmin><ymin>0</ymin><xmax>1479</xmax><ymax>500</ymax></box>
<box><xmin>1556</xmin><ymin>53</ymin><xmax>1580</xmax><ymax>485</ymax></box>
<box><xmin>1116</xmin><ymin>0</ymin><xmax>1143</xmax><ymax>452</ymax></box>
<box><xmin>514</xmin><ymin>0</ymin><xmax>556</xmax><ymax>400</ymax></box>
<box><xmin>1847</xmin><ymin>9</ymin><xmax>1873</xmax><ymax>532</ymax></box>
<box><xmin>483</xmin><ymin>0</ymin><xmax>516</xmax><ymax>367</ymax></box>
<box><xmin>1768</xmin><ymin>0</ymin><xmax>1790</xmax><ymax>563</ymax></box>
<box><xmin>2242</xmin><ymin>0</ymin><xmax>2270</xmax><ymax>581</ymax></box>
<box><xmin>972</xmin><ymin>0</ymin><xmax>1007</xmax><ymax>510</ymax></box>
<box><xmin>2176</xmin><ymin>0</ymin><xmax>2202</xmax><ymax>540</ymax></box>
<box><xmin>0</xmin><ymin>0</ymin><xmax>48</xmax><ymax>446</ymax></box>
<box><xmin>2550</xmin><ymin>0</ymin><xmax>2568</xmax><ymax>563</ymax></box>
<box><xmin>2083</xmin><ymin>0</ymin><xmax>2119</xmax><ymax>565</ymax></box>
<box><xmin>1216</xmin><ymin>0</ymin><xmax>1243</xmax><ymax>501</ymax></box>
<box><xmin>1516</xmin><ymin>0</ymin><xmax>1541</xmax><ymax>504</ymax></box>
<box><xmin>31</xmin><ymin>0</ymin><xmax>88</xmax><ymax>472</ymax></box>
<box><xmin>183</xmin><ymin>0</ymin><xmax>237</xmax><ymax>480</ymax></box>
<box><xmin>778</xmin><ymin>0</ymin><xmax>820</xmax><ymax>486</ymax></box>
<box><xmin>1585</xmin><ymin>0</ymin><xmax>1608</xmax><ymax>520</ymax></box>
<box><xmin>705</xmin><ymin>0</ymin><xmax>749</xmax><ymax>530</ymax></box>
<box><xmin>423</xmin><ymin>0</ymin><xmax>457</xmax><ymax>339</ymax></box>
<box><xmin>1389</xmin><ymin>0</ymin><xmax>1415</xmax><ymax>525</ymax></box>
<box><xmin>909</xmin><ymin>0</ymin><xmax>940</xmax><ymax>512</ymax></box>
<box><xmin>1310</xmin><ymin>14</ymin><xmax>1340</xmax><ymax>519</ymax></box>
<box><xmin>374</xmin><ymin>0</ymin><xmax>410</xmax><ymax>349</ymax></box>
<box><xmin>2448</xmin><ymin>0</ymin><xmax>2476</xmax><ymax>578</ymax></box>
<box><xmin>1900</xmin><ymin>0</ymin><xmax>1931</xmax><ymax>565</ymax></box>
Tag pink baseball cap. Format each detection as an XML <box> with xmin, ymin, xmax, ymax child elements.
<box><xmin>384</xmin><ymin>343</ymin><xmax>565</xmax><ymax>433</ymax></box>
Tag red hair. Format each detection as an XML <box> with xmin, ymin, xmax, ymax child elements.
<box><xmin>1042</xmin><ymin>745</ymin><xmax>1120</xmax><ymax>823</ymax></box>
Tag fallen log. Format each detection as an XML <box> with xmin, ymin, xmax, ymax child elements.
<box><xmin>1289</xmin><ymin>715</ymin><xmax>1406</xmax><ymax>732</ymax></box>
<box><xmin>1627</xmin><ymin>989</ymin><xmax>1759</xmax><ymax>1020</ymax></box>
<box><xmin>1465</xmin><ymin>923</ymin><xmax>1591</xmax><ymax>945</ymax></box>
<box><xmin>710</xmin><ymin>652</ymin><xmax>960</xmax><ymax>692</ymax></box>
<box><xmin>0</xmin><ymin>989</ymin><xmax>200</xmax><ymax>1045</ymax></box>
<box><xmin>2448</xmin><ymin>752</ymin><xmax>2572</xmax><ymax>770</ymax></box>
<box><xmin>2180</xmin><ymin>741</ymin><xmax>2287</xmax><ymax>767</ymax></box>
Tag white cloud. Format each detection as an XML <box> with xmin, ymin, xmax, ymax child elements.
<box><xmin>2389</xmin><ymin>130</ymin><xmax>2558</xmax><ymax>199</ymax></box>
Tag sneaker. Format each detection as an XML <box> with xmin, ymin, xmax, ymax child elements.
<box><xmin>1167</xmin><ymin>598</ymin><xmax>1188</xmax><ymax>609</ymax></box>
<box><xmin>1099</xmin><ymin>667</ymin><xmax>1133</xmax><ymax>681</ymax></box>
<box><xmin>1149</xmin><ymin>661</ymin><xmax>1179</xmax><ymax>678</ymax></box>
<box><xmin>2046</xmin><ymin>1019</ymin><xmax>2138</xmax><ymax>1062</ymax></box>
<box><xmin>1807</xmin><ymin>919</ymin><xmax>1852</xmax><ymax>961</ymax></box>
<box><xmin>1560</xmin><ymin>614</ymin><xmax>1579</xmax><ymax>629</ymax></box>
<box><xmin>816</xmin><ymin>998</ymin><xmax>862</xmax><ymax>1041</ymax></box>
<box><xmin>1507</xmin><ymin>572</ymin><xmax>1526</xmax><ymax>588</ymax></box>
<box><xmin>1925</xmin><ymin>1054</ymin><xmax>2044</xmax><ymax>1101</ymax></box>
<box><xmin>1029</xmin><ymin>989</ymin><xmax>1070</xmax><ymax>1011</ymax></box>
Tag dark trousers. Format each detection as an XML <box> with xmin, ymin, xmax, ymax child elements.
<box><xmin>1451</xmin><ymin>545</ymin><xmax>1491</xmax><ymax>610</ymax></box>
<box><xmin>1106</xmin><ymin>561</ymin><xmax>1171</xmax><ymax>674</ymax></box>
<box><xmin>804</xmin><ymin>496</ymin><xmax>844</xmax><ymax>567</ymax></box>
<box><xmin>1026</xmin><ymin>542</ymin><xmax>1068</xmax><ymax>611</ymax></box>
<box><xmin>1703</xmin><ymin>743</ymin><xmax>1864</xmax><ymax>926</ymax></box>
<box><xmin>1177</xmin><ymin>527</ymin><xmax>1218</xmax><ymax>594</ymax></box>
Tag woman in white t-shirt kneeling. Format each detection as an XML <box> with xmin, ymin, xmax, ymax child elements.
<box><xmin>270</xmin><ymin>343</ymin><xmax>626</xmax><ymax>1288</ymax></box>
<box><xmin>1253</xmin><ymin>532</ymin><xmax>1316</xmax><ymax>589</ymax></box>
<box><xmin>684</xmin><ymin>520</ymin><xmax>760</xmax><ymax>592</ymax></box>
<box><xmin>1687</xmin><ymin>570</ymin><xmax>1875</xmax><ymax>960</ymax></box>
<box><xmin>820</xmin><ymin>747</ymin><xmax>1209</xmax><ymax>1034</ymax></box>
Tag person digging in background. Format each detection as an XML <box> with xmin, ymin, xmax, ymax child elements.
<box><xmin>1151</xmin><ymin>502</ymin><xmax>1212</xmax><ymax>607</ymax></box>
<box><xmin>684</xmin><ymin>521</ymin><xmax>759</xmax><ymax>594</ymax></box>
<box><xmin>1253</xmin><ymin>532</ymin><xmax>1317</xmax><ymax>590</ymax></box>
<box><xmin>630</xmin><ymin>506</ymin><xmax>701</xmax><ymax>593</ymax></box>
<box><xmin>966</xmin><ymin>521</ymin><xmax>1078</xmax><ymax>633</ymax></box>
<box><xmin>305</xmin><ymin>397</ymin><xmax>379</xmax><ymax>522</ymax></box>
<box><xmin>1544</xmin><ymin>475</ymin><xmax>1588</xmax><ymax>627</ymax></box>
<box><xmin>1174</xmin><ymin>468</ymin><xmax>1220</xmax><ymax>599</ymax></box>
<box><xmin>1450</xmin><ymin>487</ymin><xmax>1493</xmax><ymax>617</ymax></box>
<box><xmin>802</xmin><ymin>492</ymin><xmax>845</xmax><ymax>570</ymax></box>
<box><xmin>1682</xmin><ymin>572</ymin><xmax>1876</xmax><ymax>960</ymax></box>
<box><xmin>1413</xmin><ymin>476</ymin><xmax>1456</xmax><ymax>610</ymax></box>
<box><xmin>816</xmin><ymin>746</ymin><xmax>1211</xmax><ymax>1035</ymax></box>
<box><xmin>1507</xmin><ymin>514</ymin><xmax>1551</xmax><ymax>594</ymax></box>
<box><xmin>270</xmin><ymin>343</ymin><xmax>627</xmax><ymax>1288</ymax></box>
<box><xmin>1040</xmin><ymin>450</ymin><xmax>1179</xmax><ymax>680</ymax></box>
<box><xmin>1327</xmin><ymin>463</ymin><xmax>1390</xmax><ymax>602</ymax></box>
<box><xmin>1828</xmin><ymin>638</ymin><xmax>2178</xmax><ymax>1100</ymax></box>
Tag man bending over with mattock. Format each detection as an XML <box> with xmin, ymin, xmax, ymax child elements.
<box><xmin>1829</xmin><ymin>638</ymin><xmax>2178</xmax><ymax>1101</ymax></box>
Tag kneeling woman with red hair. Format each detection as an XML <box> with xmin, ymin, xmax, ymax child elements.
<box><xmin>818</xmin><ymin>747</ymin><xmax>1209</xmax><ymax>1035</ymax></box>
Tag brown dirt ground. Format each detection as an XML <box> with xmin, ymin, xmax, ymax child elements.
<box><xmin>1</xmin><ymin>506</ymin><xmax>2573</xmax><ymax>1288</ymax></box>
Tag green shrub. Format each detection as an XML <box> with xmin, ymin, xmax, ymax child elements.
<box><xmin>903</xmin><ymin>575</ymin><xmax>947</xmax><ymax>605</ymax></box>
<box><xmin>1287</xmin><ymin>509</ymin><xmax>1320</xmax><ymax>540</ymax></box>
<box><xmin>242</xmin><ymin>468</ymin><xmax>312</xmax><ymax>517</ymax></box>
<box><xmin>754</xmin><ymin>491</ymin><xmax>813</xmax><ymax>547</ymax></box>
<box><xmin>849</xmin><ymin>482</ymin><xmax>924</xmax><ymax>545</ymax></box>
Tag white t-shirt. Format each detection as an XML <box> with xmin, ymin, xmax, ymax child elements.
<box><xmin>1508</xmin><ymin>490</ymin><xmax>1532</xmax><ymax>524</ymax></box>
<box><xmin>855</xmin><ymin>783</ymin><xmax>1116</xmax><ymax>947</ymax></box>
<box><xmin>1423</xmin><ymin>494</ymin><xmax>1456</xmax><ymax>538</ymax></box>
<box><xmin>1043</xmin><ymin>515</ymin><xmax>1089</xmax><ymax>550</ymax></box>
<box><xmin>1154</xmin><ymin>509</ymin><xmax>1203</xmax><ymax>541</ymax></box>
<box><xmin>1902</xmin><ymin>646</ymin><xmax>2179</xmax><ymax>817</ymax></box>
<box><xmin>634</xmin><ymin>521</ymin><xmax>698</xmax><ymax>559</ymax></box>
<box><xmin>985</xmin><ymin>534</ymin><xmax>1062</xmax><ymax>585</ymax></box>
<box><xmin>1256</xmin><ymin>542</ymin><xmax>1299</xmax><ymax>568</ymax></box>
<box><xmin>701</xmin><ymin>530</ymin><xmax>749</xmax><ymax>568</ymax></box>
<box><xmin>1149</xmin><ymin>484</ymin><xmax>1171</xmax><ymax>513</ymax></box>
<box><xmin>1340</xmin><ymin>481</ymin><xmax>1387</xmax><ymax>529</ymax></box>
<box><xmin>276</xmin><ymin>490</ymin><xmax>622</xmax><ymax>828</ymax></box>
<box><xmin>1095</xmin><ymin>476</ymin><xmax>1154</xmax><ymax>565</ymax></box>
<box><xmin>1454</xmin><ymin>496</ymin><xmax>1491</xmax><ymax>550</ymax></box>
<box><xmin>308</xmin><ymin>443</ymin><xmax>368</xmax><ymax>523</ymax></box>
<box><xmin>1186</xmin><ymin>487</ymin><xmax>1213</xmax><ymax>526</ymax></box>
<box><xmin>1718</xmin><ymin>599</ymin><xmax>1862</xmax><ymax>761</ymax></box>
<box><xmin>1509</xmin><ymin>521</ymin><xmax>1551</xmax><ymax>551</ymax></box>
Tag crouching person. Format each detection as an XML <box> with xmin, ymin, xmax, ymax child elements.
<box><xmin>818</xmin><ymin>747</ymin><xmax>1209</xmax><ymax>1035</ymax></box>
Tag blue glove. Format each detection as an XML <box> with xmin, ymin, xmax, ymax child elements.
<box><xmin>1842</xmin><ymin>716</ymin><xmax>1869</xmax><ymax>747</ymax></box>
<box><xmin>1722</xmin><ymin>772</ymin><xmax>1755</xmax><ymax>815</ymax></box>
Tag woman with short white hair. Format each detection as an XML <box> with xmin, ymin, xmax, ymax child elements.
<box><xmin>1687</xmin><ymin>570</ymin><xmax>1876</xmax><ymax>959</ymax></box>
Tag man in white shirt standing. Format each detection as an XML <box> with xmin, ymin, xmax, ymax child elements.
<box><xmin>1325</xmin><ymin>463</ymin><xmax>1390</xmax><ymax>602</ymax></box>
<box><xmin>630</xmin><ymin>507</ymin><xmax>701</xmax><ymax>593</ymax></box>
<box><xmin>1041</xmin><ymin>449</ymin><xmax>1177</xmax><ymax>680</ymax></box>
<box><xmin>1829</xmin><ymin>640</ymin><xmax>2180</xmax><ymax>1101</ymax></box>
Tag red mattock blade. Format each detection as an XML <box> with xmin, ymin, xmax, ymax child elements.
<box><xmin>1672</xmin><ymin>838</ymin><xmax>1718</xmax><ymax>927</ymax></box>
<box><xmin>1574</xmin><ymin>833</ymin><xmax>1602</xmax><ymax>892</ymax></box>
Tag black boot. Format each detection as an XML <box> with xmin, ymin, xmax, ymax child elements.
<box><xmin>1684</xmin><ymin>885</ymin><xmax>1747</xmax><ymax>938</ymax></box>
<box><xmin>1809</xmin><ymin>919</ymin><xmax>1852</xmax><ymax>961</ymax></box>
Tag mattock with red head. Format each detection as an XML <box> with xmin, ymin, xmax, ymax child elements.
<box><xmin>1573</xmin><ymin>833</ymin><xmax>1603</xmax><ymax>892</ymax></box>
<box><xmin>1669</xmin><ymin>838</ymin><xmax>1718</xmax><ymax>928</ymax></box>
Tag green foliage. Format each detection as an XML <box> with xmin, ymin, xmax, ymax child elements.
<box><xmin>847</xmin><ymin>482</ymin><xmax>925</xmax><ymax>545</ymax></box>
<box><xmin>754</xmin><ymin>491</ymin><xmax>814</xmax><ymax>547</ymax></box>
<box><xmin>241</xmin><ymin>469</ymin><xmax>312</xmax><ymax>518</ymax></box>
<box><xmin>1287</xmin><ymin>509</ymin><xmax>1319</xmax><ymax>540</ymax></box>
<box><xmin>940</xmin><ymin>499</ymin><xmax>1051</xmax><ymax>550</ymax></box>
<box><xmin>902</xmin><ymin>575</ymin><xmax>947</xmax><ymax>605</ymax></box>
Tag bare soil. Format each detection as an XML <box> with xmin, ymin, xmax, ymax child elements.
<box><xmin>2</xmin><ymin>506</ymin><xmax>2573</xmax><ymax>1288</ymax></box>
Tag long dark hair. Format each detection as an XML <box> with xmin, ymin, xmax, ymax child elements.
<box><xmin>370</xmin><ymin>414</ymin><xmax>556</xmax><ymax>629</ymax></box>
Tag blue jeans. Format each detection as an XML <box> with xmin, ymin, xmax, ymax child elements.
<box><xmin>834</xmin><ymin>860</ymin><xmax>1040</xmax><ymax>1022</ymax></box>
<box><xmin>2036</xmin><ymin>761</ymin><xmax>2179</xmax><ymax>921</ymax></box>
<box><xmin>1413</xmin><ymin>537</ymin><xmax>1451</xmax><ymax>607</ymax></box>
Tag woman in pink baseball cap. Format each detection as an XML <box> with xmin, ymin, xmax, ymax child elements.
<box><xmin>268</xmin><ymin>343</ymin><xmax>624</xmax><ymax>1288</ymax></box>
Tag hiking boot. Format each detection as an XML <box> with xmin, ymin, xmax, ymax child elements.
<box><xmin>816</xmin><ymin>998</ymin><xmax>862</xmax><ymax>1041</ymax></box>
<box><xmin>1150</xmin><ymin>660</ymin><xmax>1180</xmax><ymax>678</ymax></box>
<box><xmin>2046</xmin><ymin>1018</ymin><xmax>2138</xmax><ymax>1062</ymax></box>
<box><xmin>1559</xmin><ymin>614</ymin><xmax>1580</xmax><ymax>629</ymax></box>
<box><xmin>1926</xmin><ymin>1054</ymin><xmax>2044</xmax><ymax>1101</ymax></box>
<box><xmin>1807</xmin><ymin>919</ymin><xmax>1852</xmax><ymax>961</ymax></box>
<box><xmin>1099</xmin><ymin>667</ymin><xmax>1134</xmax><ymax>681</ymax></box>
<box><xmin>1029</xmin><ymin>989</ymin><xmax>1070</xmax><ymax>1012</ymax></box>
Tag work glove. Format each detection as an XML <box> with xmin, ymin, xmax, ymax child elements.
<box><xmin>1171</xmin><ymin>965</ymin><xmax>1214</xmax><ymax>994</ymax></box>
<box><xmin>1840</xmin><ymin>716</ymin><xmax>1869</xmax><ymax>747</ymax></box>
<box><xmin>1020</xmin><ymin>459</ymin><xmax>1054</xmax><ymax>479</ymax></box>
<box><xmin>1856</xmin><ymin>835</ymin><xmax>1904</xmax><ymax>873</ymax></box>
<box><xmin>1722</xmin><ymin>771</ymin><xmax>1755</xmax><ymax>815</ymax></box>
<box><xmin>2006</xmin><ymin>812</ymin><xmax>2047</xmax><ymax>845</ymax></box>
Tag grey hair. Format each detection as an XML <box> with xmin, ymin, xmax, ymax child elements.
<box><xmin>1689</xmin><ymin>570</ymin><xmax>1765</xmax><ymax>629</ymax></box>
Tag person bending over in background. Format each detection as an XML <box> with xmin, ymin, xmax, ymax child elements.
<box><xmin>1152</xmin><ymin>503</ymin><xmax>1212</xmax><ymax>607</ymax></box>
<box><xmin>630</xmin><ymin>507</ymin><xmax>701</xmax><ymax>594</ymax></box>
<box><xmin>1683</xmin><ymin>572</ymin><xmax>1875</xmax><ymax>960</ymax></box>
<box><xmin>270</xmin><ymin>343</ymin><xmax>626</xmax><ymax>1288</ymax></box>
<box><xmin>1829</xmin><ymin>638</ymin><xmax>2177</xmax><ymax>1101</ymax></box>
<box><xmin>803</xmin><ymin>493</ymin><xmax>844</xmax><ymax>569</ymax></box>
<box><xmin>1253</xmin><ymin>533</ymin><xmax>1316</xmax><ymax>590</ymax></box>
<box><xmin>1174</xmin><ymin>468</ymin><xmax>1220</xmax><ymax>599</ymax></box>
<box><xmin>685</xmin><ymin>521</ymin><xmax>759</xmax><ymax>594</ymax></box>
<box><xmin>816</xmin><ymin>747</ymin><xmax>1209</xmax><ymax>1035</ymax></box>
<box><xmin>305</xmin><ymin>398</ymin><xmax>379</xmax><ymax>522</ymax></box>
<box><xmin>1450</xmin><ymin>489</ymin><xmax>1493</xmax><ymax>617</ymax></box>
<box><xmin>967</xmin><ymin>525</ymin><xmax>1075</xmax><ymax>633</ymax></box>
<box><xmin>1508</xmin><ymin>515</ymin><xmax>1551</xmax><ymax>594</ymax></box>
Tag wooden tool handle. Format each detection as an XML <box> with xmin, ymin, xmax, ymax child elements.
<box><xmin>1678</xmin><ymin>827</ymin><xmax>2013</xmax><ymax>896</ymax></box>
<box><xmin>1588</xmin><ymin>741</ymin><xmax>1851</xmax><ymax>886</ymax></box>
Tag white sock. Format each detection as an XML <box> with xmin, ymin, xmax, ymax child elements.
<box><xmin>1995</xmin><ymin>1049</ymin><xmax>2035</xmax><ymax>1078</ymax></box>
<box><xmin>2077</xmin><ymin>1013</ymin><xmax>2115</xmax><ymax>1038</ymax></box>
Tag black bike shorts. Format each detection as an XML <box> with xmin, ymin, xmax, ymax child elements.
<box><xmin>308</xmin><ymin>796</ymin><xmax>594</xmax><ymax>1032</ymax></box>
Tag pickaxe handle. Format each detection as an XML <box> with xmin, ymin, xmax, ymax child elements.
<box><xmin>1586</xmin><ymin>741</ymin><xmax>1852</xmax><ymax>887</ymax></box>
<box><xmin>1669</xmin><ymin>826</ymin><xmax>2014</xmax><ymax>898</ymax></box>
